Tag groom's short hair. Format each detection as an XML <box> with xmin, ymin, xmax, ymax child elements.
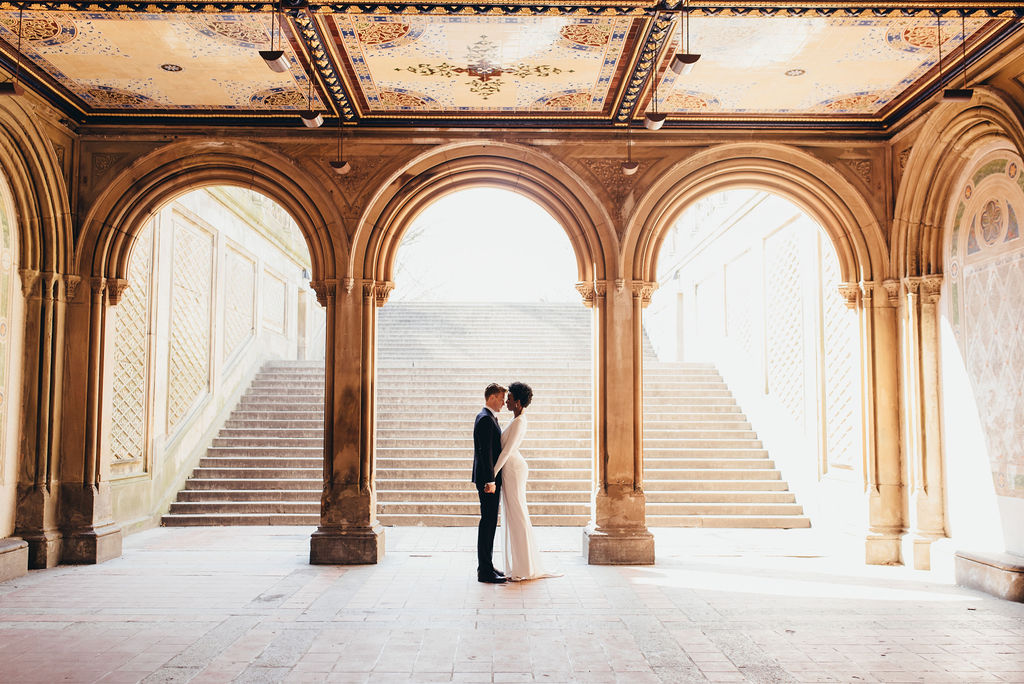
<box><xmin>484</xmin><ymin>383</ymin><xmax>507</xmax><ymax>399</ymax></box>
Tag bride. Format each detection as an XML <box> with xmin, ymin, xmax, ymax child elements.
<box><xmin>493</xmin><ymin>381</ymin><xmax>557</xmax><ymax>581</ymax></box>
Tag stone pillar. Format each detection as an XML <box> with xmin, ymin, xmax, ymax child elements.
<box><xmin>580</xmin><ymin>279</ymin><xmax>655</xmax><ymax>565</ymax></box>
<box><xmin>309</xmin><ymin>278</ymin><xmax>386</xmax><ymax>564</ymax></box>
<box><xmin>14</xmin><ymin>269</ymin><xmax>62</xmax><ymax>568</ymax></box>
<box><xmin>902</xmin><ymin>275</ymin><xmax>947</xmax><ymax>570</ymax></box>
<box><xmin>851</xmin><ymin>280</ymin><xmax>906</xmax><ymax>565</ymax></box>
<box><xmin>60</xmin><ymin>276</ymin><xmax>123</xmax><ymax>564</ymax></box>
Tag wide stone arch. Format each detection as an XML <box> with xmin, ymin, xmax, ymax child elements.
<box><xmin>893</xmin><ymin>87</ymin><xmax>1024</xmax><ymax>278</ymax></box>
<box><xmin>0</xmin><ymin>98</ymin><xmax>73</xmax><ymax>274</ymax></box>
<box><xmin>76</xmin><ymin>140</ymin><xmax>344</xmax><ymax>284</ymax></box>
<box><xmin>624</xmin><ymin>143</ymin><xmax>887</xmax><ymax>286</ymax></box>
<box><xmin>353</xmin><ymin>141</ymin><xmax>616</xmax><ymax>289</ymax></box>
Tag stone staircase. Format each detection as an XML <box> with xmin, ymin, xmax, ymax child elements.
<box><xmin>162</xmin><ymin>303</ymin><xmax>809</xmax><ymax>528</ymax></box>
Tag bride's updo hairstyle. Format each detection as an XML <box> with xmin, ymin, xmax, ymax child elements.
<box><xmin>508</xmin><ymin>381</ymin><xmax>533</xmax><ymax>409</ymax></box>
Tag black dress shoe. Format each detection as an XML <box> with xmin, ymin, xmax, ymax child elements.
<box><xmin>478</xmin><ymin>573</ymin><xmax>507</xmax><ymax>584</ymax></box>
<box><xmin>493</xmin><ymin>568</ymin><xmax>506</xmax><ymax>577</ymax></box>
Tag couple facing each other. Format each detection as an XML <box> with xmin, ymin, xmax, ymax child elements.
<box><xmin>472</xmin><ymin>381</ymin><xmax>558</xmax><ymax>584</ymax></box>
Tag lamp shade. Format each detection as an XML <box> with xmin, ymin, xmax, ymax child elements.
<box><xmin>329</xmin><ymin>160</ymin><xmax>351</xmax><ymax>175</ymax></box>
<box><xmin>0</xmin><ymin>82</ymin><xmax>23</xmax><ymax>96</ymax></box>
<box><xmin>621</xmin><ymin>160</ymin><xmax>639</xmax><ymax>175</ymax></box>
<box><xmin>670</xmin><ymin>53</ymin><xmax>700</xmax><ymax>75</ymax></box>
<box><xmin>300</xmin><ymin>111</ymin><xmax>324</xmax><ymax>128</ymax></box>
<box><xmin>259</xmin><ymin>49</ymin><xmax>289</xmax><ymax>73</ymax></box>
<box><xmin>644</xmin><ymin>112</ymin><xmax>666</xmax><ymax>130</ymax></box>
<box><xmin>942</xmin><ymin>88</ymin><xmax>974</xmax><ymax>102</ymax></box>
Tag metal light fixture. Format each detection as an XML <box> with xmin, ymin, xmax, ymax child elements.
<box><xmin>300</xmin><ymin>68</ymin><xmax>323</xmax><ymax>128</ymax></box>
<box><xmin>329</xmin><ymin>118</ymin><xmax>351</xmax><ymax>175</ymax></box>
<box><xmin>260</xmin><ymin>0</ymin><xmax>288</xmax><ymax>72</ymax></box>
<box><xmin>621</xmin><ymin>123</ymin><xmax>639</xmax><ymax>175</ymax></box>
<box><xmin>670</xmin><ymin>1</ymin><xmax>700</xmax><ymax>76</ymax></box>
<box><xmin>0</xmin><ymin>7</ymin><xmax>25</xmax><ymax>96</ymax></box>
<box><xmin>943</xmin><ymin>11</ymin><xmax>974</xmax><ymax>102</ymax></box>
<box><xmin>644</xmin><ymin>56</ymin><xmax>666</xmax><ymax>131</ymax></box>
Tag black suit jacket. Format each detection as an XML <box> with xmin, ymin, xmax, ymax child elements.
<box><xmin>471</xmin><ymin>408</ymin><xmax>503</xmax><ymax>488</ymax></box>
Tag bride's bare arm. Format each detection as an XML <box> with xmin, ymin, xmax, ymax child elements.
<box><xmin>492</xmin><ymin>418</ymin><xmax>526</xmax><ymax>476</ymax></box>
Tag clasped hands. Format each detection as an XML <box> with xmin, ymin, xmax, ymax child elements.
<box><xmin>484</xmin><ymin>482</ymin><xmax>496</xmax><ymax>494</ymax></box>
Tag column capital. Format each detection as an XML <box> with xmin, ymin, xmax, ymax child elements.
<box><xmin>882</xmin><ymin>279</ymin><xmax>902</xmax><ymax>307</ymax></box>
<box><xmin>575</xmin><ymin>281</ymin><xmax>596</xmax><ymax>308</ymax></box>
<box><xmin>629</xmin><ymin>280</ymin><xmax>657</xmax><ymax>307</ymax></box>
<box><xmin>903</xmin><ymin>276</ymin><xmax>922</xmax><ymax>296</ymax></box>
<box><xmin>310</xmin><ymin>278</ymin><xmax>338</xmax><ymax>307</ymax></box>
<box><xmin>18</xmin><ymin>268</ymin><xmax>40</xmax><ymax>298</ymax></box>
<box><xmin>63</xmin><ymin>275</ymin><xmax>82</xmax><ymax>303</ymax></box>
<box><xmin>921</xmin><ymin>274</ymin><xmax>943</xmax><ymax>304</ymax></box>
<box><xmin>106</xmin><ymin>278</ymin><xmax>129</xmax><ymax>306</ymax></box>
<box><xmin>838</xmin><ymin>282</ymin><xmax>860</xmax><ymax>309</ymax></box>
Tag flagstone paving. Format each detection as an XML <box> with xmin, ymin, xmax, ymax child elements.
<box><xmin>0</xmin><ymin>527</ymin><xmax>1022</xmax><ymax>683</ymax></box>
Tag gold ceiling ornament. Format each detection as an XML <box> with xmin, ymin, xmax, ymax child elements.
<box><xmin>0</xmin><ymin>5</ymin><xmax>24</xmax><ymax>96</ymax></box>
<box><xmin>943</xmin><ymin>10</ymin><xmax>974</xmax><ymax>102</ymax></box>
<box><xmin>260</xmin><ymin>0</ymin><xmax>288</xmax><ymax>72</ymax></box>
<box><xmin>670</xmin><ymin>0</ymin><xmax>700</xmax><ymax>76</ymax></box>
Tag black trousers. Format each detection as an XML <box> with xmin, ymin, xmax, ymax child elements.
<box><xmin>477</xmin><ymin>482</ymin><xmax>501</xmax><ymax>574</ymax></box>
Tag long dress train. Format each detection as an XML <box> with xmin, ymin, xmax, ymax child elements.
<box><xmin>493</xmin><ymin>413</ymin><xmax>557</xmax><ymax>580</ymax></box>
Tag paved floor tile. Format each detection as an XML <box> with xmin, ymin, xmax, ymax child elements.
<box><xmin>1</xmin><ymin>527</ymin><xmax>1023</xmax><ymax>684</ymax></box>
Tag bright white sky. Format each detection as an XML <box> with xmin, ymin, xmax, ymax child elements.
<box><xmin>390</xmin><ymin>188</ymin><xmax>580</xmax><ymax>302</ymax></box>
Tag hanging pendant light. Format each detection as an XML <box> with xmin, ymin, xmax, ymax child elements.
<box><xmin>943</xmin><ymin>10</ymin><xmax>974</xmax><ymax>102</ymax></box>
<box><xmin>260</xmin><ymin>0</ymin><xmax>288</xmax><ymax>72</ymax></box>
<box><xmin>621</xmin><ymin>123</ymin><xmax>639</xmax><ymax>175</ymax></box>
<box><xmin>300</xmin><ymin>67</ymin><xmax>323</xmax><ymax>128</ymax></box>
<box><xmin>644</xmin><ymin>52</ymin><xmax>666</xmax><ymax>130</ymax></box>
<box><xmin>670</xmin><ymin>1</ymin><xmax>700</xmax><ymax>76</ymax></box>
<box><xmin>0</xmin><ymin>6</ymin><xmax>25</xmax><ymax>96</ymax></box>
<box><xmin>329</xmin><ymin>118</ymin><xmax>351</xmax><ymax>175</ymax></box>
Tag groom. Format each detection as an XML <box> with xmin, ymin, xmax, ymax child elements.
<box><xmin>472</xmin><ymin>383</ymin><xmax>507</xmax><ymax>584</ymax></box>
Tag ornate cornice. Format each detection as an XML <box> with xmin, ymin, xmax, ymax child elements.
<box><xmin>311</xmin><ymin>279</ymin><xmax>337</xmax><ymax>307</ymax></box>
<box><xmin>292</xmin><ymin>8</ymin><xmax>354</xmax><ymax>121</ymax></box>
<box><xmin>614</xmin><ymin>10</ymin><xmax>673</xmax><ymax>124</ymax></box>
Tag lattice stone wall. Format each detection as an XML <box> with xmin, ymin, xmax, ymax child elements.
<box><xmin>111</xmin><ymin>223</ymin><xmax>154</xmax><ymax>472</ymax></box>
<box><xmin>725</xmin><ymin>252</ymin><xmax>755</xmax><ymax>358</ymax></box>
<box><xmin>0</xmin><ymin>190</ymin><xmax>12</xmax><ymax>485</ymax></box>
<box><xmin>262</xmin><ymin>270</ymin><xmax>287</xmax><ymax>334</ymax></box>
<box><xmin>764</xmin><ymin>230</ymin><xmax>806</xmax><ymax>426</ymax></box>
<box><xmin>167</xmin><ymin>219</ymin><xmax>214</xmax><ymax>433</ymax></box>
<box><xmin>223</xmin><ymin>248</ymin><xmax>255</xmax><ymax>360</ymax></box>
<box><xmin>947</xmin><ymin>152</ymin><xmax>1024</xmax><ymax>499</ymax></box>
<box><xmin>821</xmin><ymin>243</ymin><xmax>860</xmax><ymax>471</ymax></box>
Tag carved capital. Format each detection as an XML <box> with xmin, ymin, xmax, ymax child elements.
<box><xmin>342</xmin><ymin>276</ymin><xmax>354</xmax><ymax>294</ymax></box>
<box><xmin>614</xmin><ymin>278</ymin><xmax>625</xmax><ymax>292</ymax></box>
<box><xmin>106</xmin><ymin>278</ymin><xmax>129</xmax><ymax>306</ymax></box>
<box><xmin>311</xmin><ymin>279</ymin><xmax>337</xmax><ymax>307</ymax></box>
<box><xmin>921</xmin><ymin>274</ymin><xmax>943</xmax><ymax>304</ymax></box>
<box><xmin>903</xmin><ymin>276</ymin><xmax>922</xmax><ymax>296</ymax></box>
<box><xmin>838</xmin><ymin>282</ymin><xmax>860</xmax><ymax>309</ymax></box>
<box><xmin>19</xmin><ymin>268</ymin><xmax>40</xmax><ymax>298</ymax></box>
<box><xmin>90</xmin><ymin>276</ymin><xmax>106</xmax><ymax>297</ymax></box>
<box><xmin>594</xmin><ymin>280</ymin><xmax>608</xmax><ymax>302</ymax></box>
<box><xmin>374</xmin><ymin>280</ymin><xmax>394</xmax><ymax>307</ymax></box>
<box><xmin>41</xmin><ymin>272</ymin><xmax>60</xmax><ymax>302</ymax></box>
<box><xmin>859</xmin><ymin>280</ymin><xmax>876</xmax><ymax>304</ymax></box>
<box><xmin>63</xmin><ymin>275</ymin><xmax>82</xmax><ymax>303</ymax></box>
<box><xmin>882</xmin><ymin>279</ymin><xmax>901</xmax><ymax>307</ymax></box>
<box><xmin>575</xmin><ymin>281</ymin><xmax>596</xmax><ymax>308</ymax></box>
<box><xmin>630</xmin><ymin>280</ymin><xmax>657</xmax><ymax>307</ymax></box>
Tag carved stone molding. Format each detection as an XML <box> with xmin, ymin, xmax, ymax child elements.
<box><xmin>898</xmin><ymin>147</ymin><xmax>913</xmax><ymax>176</ymax></box>
<box><xmin>19</xmin><ymin>268</ymin><xmax>40</xmax><ymax>298</ymax></box>
<box><xmin>374</xmin><ymin>280</ymin><xmax>394</xmax><ymax>307</ymax></box>
<box><xmin>311</xmin><ymin>279</ymin><xmax>337</xmax><ymax>307</ymax></box>
<box><xmin>342</xmin><ymin>276</ymin><xmax>354</xmax><ymax>294</ymax></box>
<box><xmin>41</xmin><ymin>272</ymin><xmax>60</xmax><ymax>302</ymax></box>
<box><xmin>903</xmin><ymin>276</ymin><xmax>922</xmax><ymax>296</ymax></box>
<box><xmin>843</xmin><ymin>158</ymin><xmax>873</xmax><ymax>186</ymax></box>
<box><xmin>91</xmin><ymin>152</ymin><xmax>125</xmax><ymax>177</ymax></box>
<box><xmin>838</xmin><ymin>282</ymin><xmax>860</xmax><ymax>310</ymax></box>
<box><xmin>921</xmin><ymin>274</ymin><xmax>943</xmax><ymax>304</ymax></box>
<box><xmin>859</xmin><ymin>280</ymin><xmax>876</xmax><ymax>305</ymax></box>
<box><xmin>63</xmin><ymin>274</ymin><xmax>82</xmax><ymax>303</ymax></box>
<box><xmin>106</xmin><ymin>278</ymin><xmax>129</xmax><ymax>306</ymax></box>
<box><xmin>90</xmin><ymin>276</ymin><xmax>106</xmax><ymax>297</ymax></box>
<box><xmin>882</xmin><ymin>279</ymin><xmax>901</xmax><ymax>307</ymax></box>
<box><xmin>575</xmin><ymin>281</ymin><xmax>595</xmax><ymax>308</ymax></box>
<box><xmin>579</xmin><ymin>158</ymin><xmax>635</xmax><ymax>210</ymax></box>
<box><xmin>630</xmin><ymin>280</ymin><xmax>657</xmax><ymax>307</ymax></box>
<box><xmin>594</xmin><ymin>280</ymin><xmax>608</xmax><ymax>301</ymax></box>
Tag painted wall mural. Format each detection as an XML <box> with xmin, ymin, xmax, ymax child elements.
<box><xmin>946</xmin><ymin>151</ymin><xmax>1024</xmax><ymax>499</ymax></box>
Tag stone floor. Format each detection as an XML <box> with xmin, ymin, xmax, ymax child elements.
<box><xmin>1</xmin><ymin>527</ymin><xmax>1022</xmax><ymax>684</ymax></box>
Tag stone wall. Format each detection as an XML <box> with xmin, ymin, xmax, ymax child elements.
<box><xmin>942</xmin><ymin>149</ymin><xmax>1024</xmax><ymax>556</ymax></box>
<box><xmin>645</xmin><ymin>191</ymin><xmax>862</xmax><ymax>528</ymax></box>
<box><xmin>0</xmin><ymin>176</ymin><xmax>24</xmax><ymax>539</ymax></box>
<box><xmin>107</xmin><ymin>187</ymin><xmax>323</xmax><ymax>533</ymax></box>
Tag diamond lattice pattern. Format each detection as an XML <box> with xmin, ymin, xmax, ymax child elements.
<box><xmin>725</xmin><ymin>253</ymin><xmax>755</xmax><ymax>358</ymax></box>
<box><xmin>223</xmin><ymin>249</ymin><xmax>255</xmax><ymax>360</ymax></box>
<box><xmin>821</xmin><ymin>243</ymin><xmax>860</xmax><ymax>470</ymax></box>
<box><xmin>167</xmin><ymin>221</ymin><xmax>213</xmax><ymax>432</ymax></box>
<box><xmin>111</xmin><ymin>223</ymin><xmax>153</xmax><ymax>469</ymax></box>
<box><xmin>262</xmin><ymin>272</ymin><xmax>286</xmax><ymax>334</ymax></box>
<box><xmin>765</xmin><ymin>231</ymin><xmax>805</xmax><ymax>425</ymax></box>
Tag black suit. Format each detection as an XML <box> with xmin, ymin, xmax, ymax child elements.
<box><xmin>472</xmin><ymin>407</ymin><xmax>503</xmax><ymax>575</ymax></box>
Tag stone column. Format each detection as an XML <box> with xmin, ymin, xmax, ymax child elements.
<box><xmin>580</xmin><ymin>279</ymin><xmax>655</xmax><ymax>565</ymax></box>
<box><xmin>849</xmin><ymin>280</ymin><xmax>906</xmax><ymax>565</ymax></box>
<box><xmin>309</xmin><ymin>278</ymin><xmax>386</xmax><ymax>564</ymax></box>
<box><xmin>60</xmin><ymin>276</ymin><xmax>123</xmax><ymax>564</ymax></box>
<box><xmin>902</xmin><ymin>275</ymin><xmax>947</xmax><ymax>570</ymax></box>
<box><xmin>14</xmin><ymin>269</ymin><xmax>62</xmax><ymax>568</ymax></box>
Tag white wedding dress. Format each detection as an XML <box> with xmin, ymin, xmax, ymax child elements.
<box><xmin>494</xmin><ymin>413</ymin><xmax>555</xmax><ymax>581</ymax></box>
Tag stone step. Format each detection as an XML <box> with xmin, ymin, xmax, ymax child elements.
<box><xmin>644</xmin><ymin>468</ymin><xmax>782</xmax><ymax>480</ymax></box>
<box><xmin>211</xmin><ymin>437</ymin><xmax>323</xmax><ymax>448</ymax></box>
<box><xmin>645</xmin><ymin>490</ymin><xmax>796</xmax><ymax>503</ymax></box>
<box><xmin>224</xmin><ymin>420</ymin><xmax>324</xmax><ymax>430</ymax></box>
<box><xmin>375</xmin><ymin>420</ymin><xmax>592</xmax><ymax>431</ymax></box>
<box><xmin>644</xmin><ymin>448</ymin><xmax>768</xmax><ymax>458</ymax></box>
<box><xmin>375</xmin><ymin>457</ymin><xmax>591</xmax><ymax>470</ymax></box>
<box><xmin>374</xmin><ymin>438</ymin><xmax>590</xmax><ymax>449</ymax></box>
<box><xmin>642</xmin><ymin>479</ymin><xmax>790</xmax><ymax>491</ymax></box>
<box><xmin>646</xmin><ymin>515</ymin><xmax>811</xmax><ymax>528</ymax></box>
<box><xmin>643</xmin><ymin>430</ymin><xmax>758</xmax><ymax>439</ymax></box>
<box><xmin>377</xmin><ymin>502</ymin><xmax>588</xmax><ymax>516</ymax></box>
<box><xmin>184</xmin><ymin>478</ymin><xmax>323</xmax><ymax>491</ymax></box>
<box><xmin>206</xmin><ymin>447</ymin><xmax>323</xmax><ymax>457</ymax></box>
<box><xmin>376</xmin><ymin>467</ymin><xmax>589</xmax><ymax>480</ymax></box>
<box><xmin>176</xmin><ymin>489</ymin><xmax>320</xmax><ymax>502</ymax></box>
<box><xmin>168</xmin><ymin>501</ymin><xmax>319</xmax><ymax>514</ymax></box>
<box><xmin>643</xmin><ymin>458</ymin><xmax>775</xmax><ymax>470</ymax></box>
<box><xmin>646</xmin><ymin>502</ymin><xmax>804</xmax><ymax>516</ymax></box>
<box><xmin>374</xmin><ymin>447</ymin><xmax>592</xmax><ymax>459</ymax></box>
<box><xmin>229</xmin><ymin>411</ymin><xmax>324</xmax><ymax>421</ymax></box>
<box><xmin>375</xmin><ymin>489</ymin><xmax>590</xmax><ymax>503</ymax></box>
<box><xmin>218</xmin><ymin>428</ymin><xmax>324</xmax><ymax>438</ymax></box>
<box><xmin>163</xmin><ymin>513</ymin><xmax>320</xmax><ymax>526</ymax></box>
<box><xmin>199</xmin><ymin>457</ymin><xmax>322</xmax><ymax>468</ymax></box>
<box><xmin>376</xmin><ymin>514</ymin><xmax>589</xmax><ymax>527</ymax></box>
<box><xmin>642</xmin><ymin>438</ymin><xmax>763</xmax><ymax>449</ymax></box>
<box><xmin>189</xmin><ymin>467</ymin><xmax>321</xmax><ymax>479</ymax></box>
<box><xmin>378</xmin><ymin>478</ymin><xmax>591</xmax><ymax>491</ymax></box>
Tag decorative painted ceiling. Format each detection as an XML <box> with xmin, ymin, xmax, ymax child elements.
<box><xmin>0</xmin><ymin>1</ymin><xmax>1020</xmax><ymax>130</ymax></box>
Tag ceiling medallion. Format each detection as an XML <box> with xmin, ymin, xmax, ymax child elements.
<box><xmin>785</xmin><ymin>69</ymin><xmax>805</xmax><ymax>77</ymax></box>
<box><xmin>161</xmin><ymin>64</ymin><xmax>183</xmax><ymax>72</ymax></box>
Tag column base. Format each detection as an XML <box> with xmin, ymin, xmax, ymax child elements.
<box><xmin>0</xmin><ymin>538</ymin><xmax>28</xmax><ymax>582</ymax></box>
<box><xmin>62</xmin><ymin>523</ymin><xmax>123</xmax><ymax>565</ymax></box>
<box><xmin>865</xmin><ymin>533</ymin><xmax>903</xmax><ymax>565</ymax></box>
<box><xmin>909</xmin><ymin>535</ymin><xmax>944</xmax><ymax>571</ymax></box>
<box><xmin>310</xmin><ymin>525</ymin><xmax>385</xmax><ymax>565</ymax></box>
<box><xmin>21</xmin><ymin>530</ymin><xmax>63</xmax><ymax>569</ymax></box>
<box><xmin>583</xmin><ymin>525</ymin><xmax>654</xmax><ymax>565</ymax></box>
<box><xmin>955</xmin><ymin>551</ymin><xmax>1024</xmax><ymax>602</ymax></box>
